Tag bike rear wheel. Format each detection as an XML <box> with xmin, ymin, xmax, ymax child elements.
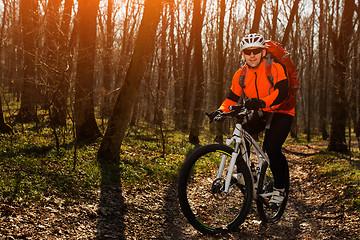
<box><xmin>256</xmin><ymin>160</ymin><xmax>289</xmax><ymax>222</ymax></box>
<box><xmin>178</xmin><ymin>144</ymin><xmax>253</xmax><ymax>234</ymax></box>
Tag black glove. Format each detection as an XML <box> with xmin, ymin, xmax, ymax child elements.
<box><xmin>207</xmin><ymin>110</ymin><xmax>223</xmax><ymax>122</ymax></box>
<box><xmin>244</xmin><ymin>98</ymin><xmax>266</xmax><ymax>110</ymax></box>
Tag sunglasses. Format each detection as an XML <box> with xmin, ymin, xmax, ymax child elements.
<box><xmin>243</xmin><ymin>48</ymin><xmax>264</xmax><ymax>55</ymax></box>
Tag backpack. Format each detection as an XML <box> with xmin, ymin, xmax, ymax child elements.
<box><xmin>239</xmin><ymin>40</ymin><xmax>300</xmax><ymax>110</ymax></box>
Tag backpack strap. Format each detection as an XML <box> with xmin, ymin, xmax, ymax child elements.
<box><xmin>239</xmin><ymin>66</ymin><xmax>247</xmax><ymax>88</ymax></box>
<box><xmin>265</xmin><ymin>54</ymin><xmax>274</xmax><ymax>94</ymax></box>
<box><xmin>238</xmin><ymin>66</ymin><xmax>248</xmax><ymax>104</ymax></box>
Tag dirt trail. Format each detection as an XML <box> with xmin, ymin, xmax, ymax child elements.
<box><xmin>1</xmin><ymin>143</ymin><xmax>359</xmax><ymax>239</ymax></box>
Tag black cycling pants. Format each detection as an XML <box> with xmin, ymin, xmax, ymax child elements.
<box><xmin>263</xmin><ymin>113</ymin><xmax>293</xmax><ymax>189</ymax></box>
<box><xmin>242</xmin><ymin>111</ymin><xmax>293</xmax><ymax>189</ymax></box>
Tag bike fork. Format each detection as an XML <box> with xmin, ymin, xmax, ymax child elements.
<box><xmin>216</xmin><ymin>143</ymin><xmax>240</xmax><ymax>194</ymax></box>
<box><xmin>216</xmin><ymin>123</ymin><xmax>243</xmax><ymax>194</ymax></box>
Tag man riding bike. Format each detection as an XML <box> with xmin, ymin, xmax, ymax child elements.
<box><xmin>209</xmin><ymin>33</ymin><xmax>294</xmax><ymax>207</ymax></box>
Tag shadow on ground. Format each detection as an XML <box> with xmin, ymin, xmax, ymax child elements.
<box><xmin>163</xmin><ymin>179</ymin><xmax>186</xmax><ymax>239</ymax></box>
<box><xmin>96</xmin><ymin>161</ymin><xmax>126</xmax><ymax>239</ymax></box>
<box><xmin>283</xmin><ymin>147</ymin><xmax>316</xmax><ymax>157</ymax></box>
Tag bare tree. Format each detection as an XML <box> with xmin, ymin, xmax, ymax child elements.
<box><xmin>250</xmin><ymin>0</ymin><xmax>265</xmax><ymax>33</ymax></box>
<box><xmin>75</xmin><ymin>0</ymin><xmax>102</xmax><ymax>144</ymax></box>
<box><xmin>189</xmin><ymin>0</ymin><xmax>206</xmax><ymax>145</ymax></box>
<box><xmin>329</xmin><ymin>0</ymin><xmax>356</xmax><ymax>152</ymax></box>
<box><xmin>170</xmin><ymin>1</ymin><xmax>182</xmax><ymax>129</ymax></box>
<box><xmin>305</xmin><ymin>0</ymin><xmax>315</xmax><ymax>142</ymax></box>
<box><xmin>43</xmin><ymin>0</ymin><xmax>65</xmax><ymax>127</ymax></box>
<box><xmin>318</xmin><ymin>0</ymin><xmax>329</xmax><ymax>140</ymax></box>
<box><xmin>212</xmin><ymin>0</ymin><xmax>226</xmax><ymax>143</ymax></box>
<box><xmin>16</xmin><ymin>0</ymin><xmax>39</xmax><ymax>123</ymax></box>
<box><xmin>270</xmin><ymin>0</ymin><xmax>279</xmax><ymax>40</ymax></box>
<box><xmin>54</xmin><ymin>0</ymin><xmax>74</xmax><ymax>126</ymax></box>
<box><xmin>181</xmin><ymin>2</ymin><xmax>196</xmax><ymax>132</ymax></box>
<box><xmin>281</xmin><ymin>0</ymin><xmax>301</xmax><ymax>46</ymax></box>
<box><xmin>154</xmin><ymin>4</ymin><xmax>170</xmax><ymax>126</ymax></box>
<box><xmin>101</xmin><ymin>0</ymin><xmax>115</xmax><ymax>119</ymax></box>
<box><xmin>356</xmin><ymin>31</ymin><xmax>360</xmax><ymax>142</ymax></box>
<box><xmin>0</xmin><ymin>0</ymin><xmax>12</xmax><ymax>133</ymax></box>
<box><xmin>98</xmin><ymin>0</ymin><xmax>163</xmax><ymax>162</ymax></box>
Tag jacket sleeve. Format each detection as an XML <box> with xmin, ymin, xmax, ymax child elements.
<box><xmin>260</xmin><ymin>63</ymin><xmax>288</xmax><ymax>109</ymax></box>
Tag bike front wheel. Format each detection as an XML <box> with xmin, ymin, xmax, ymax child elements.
<box><xmin>178</xmin><ymin>144</ymin><xmax>253</xmax><ymax>234</ymax></box>
<box><xmin>256</xmin><ymin>160</ymin><xmax>290</xmax><ymax>222</ymax></box>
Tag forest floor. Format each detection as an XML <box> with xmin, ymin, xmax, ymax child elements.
<box><xmin>1</xmin><ymin>142</ymin><xmax>360</xmax><ymax>239</ymax></box>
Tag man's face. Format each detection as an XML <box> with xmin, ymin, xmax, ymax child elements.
<box><xmin>242</xmin><ymin>47</ymin><xmax>266</xmax><ymax>68</ymax></box>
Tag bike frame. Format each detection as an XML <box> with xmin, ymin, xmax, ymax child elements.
<box><xmin>216</xmin><ymin>122</ymin><xmax>270</xmax><ymax>199</ymax></box>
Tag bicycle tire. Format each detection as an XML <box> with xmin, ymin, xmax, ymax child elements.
<box><xmin>178</xmin><ymin>144</ymin><xmax>253</xmax><ymax>234</ymax></box>
<box><xmin>256</xmin><ymin>160</ymin><xmax>290</xmax><ymax>222</ymax></box>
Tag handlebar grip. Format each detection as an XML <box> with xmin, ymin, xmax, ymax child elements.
<box><xmin>229</xmin><ymin>105</ymin><xmax>243</xmax><ymax>112</ymax></box>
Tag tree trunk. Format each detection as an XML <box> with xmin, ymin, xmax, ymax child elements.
<box><xmin>356</xmin><ymin>32</ymin><xmax>360</xmax><ymax>140</ymax></box>
<box><xmin>270</xmin><ymin>0</ymin><xmax>279</xmax><ymax>40</ymax></box>
<box><xmin>116</xmin><ymin>0</ymin><xmax>135</xmax><ymax>88</ymax></box>
<box><xmin>290</xmin><ymin>12</ymin><xmax>300</xmax><ymax>139</ymax></box>
<box><xmin>170</xmin><ymin>2</ymin><xmax>182</xmax><ymax>129</ymax></box>
<box><xmin>0</xmin><ymin>0</ymin><xmax>12</xmax><ymax>134</ymax></box>
<box><xmin>242</xmin><ymin>1</ymin><xmax>250</xmax><ymax>35</ymax></box>
<box><xmin>328</xmin><ymin>0</ymin><xmax>355</xmax><ymax>152</ymax></box>
<box><xmin>189</xmin><ymin>0</ymin><xmax>206</xmax><ymax>145</ymax></box>
<box><xmin>250</xmin><ymin>0</ymin><xmax>264</xmax><ymax>33</ymax></box>
<box><xmin>101</xmin><ymin>0</ymin><xmax>115</xmax><ymax>119</ymax></box>
<box><xmin>44</xmin><ymin>0</ymin><xmax>65</xmax><ymax>127</ymax></box>
<box><xmin>319</xmin><ymin>0</ymin><xmax>329</xmax><ymax>140</ymax></box>
<box><xmin>181</xmin><ymin>12</ymin><xmax>195</xmax><ymax>132</ymax></box>
<box><xmin>16</xmin><ymin>0</ymin><xmax>39</xmax><ymax>123</ymax></box>
<box><xmin>214</xmin><ymin>0</ymin><xmax>226</xmax><ymax>143</ymax></box>
<box><xmin>306</xmin><ymin>1</ymin><xmax>315</xmax><ymax>142</ymax></box>
<box><xmin>281</xmin><ymin>0</ymin><xmax>301</xmax><ymax>46</ymax></box>
<box><xmin>54</xmin><ymin>0</ymin><xmax>74</xmax><ymax>126</ymax></box>
<box><xmin>349</xmin><ymin>39</ymin><xmax>358</xmax><ymax>144</ymax></box>
<box><xmin>98</xmin><ymin>0</ymin><xmax>163</xmax><ymax>162</ymax></box>
<box><xmin>154</xmin><ymin>5</ymin><xmax>169</xmax><ymax>126</ymax></box>
<box><xmin>75</xmin><ymin>0</ymin><xmax>102</xmax><ymax>144</ymax></box>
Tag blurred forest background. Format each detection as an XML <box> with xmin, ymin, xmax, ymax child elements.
<box><xmin>0</xmin><ymin>0</ymin><xmax>359</xmax><ymax>159</ymax></box>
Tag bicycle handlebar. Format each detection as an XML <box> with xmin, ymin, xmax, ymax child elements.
<box><xmin>206</xmin><ymin>105</ymin><xmax>249</xmax><ymax>122</ymax></box>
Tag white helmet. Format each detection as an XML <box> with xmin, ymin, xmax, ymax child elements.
<box><xmin>240</xmin><ymin>33</ymin><xmax>266</xmax><ymax>51</ymax></box>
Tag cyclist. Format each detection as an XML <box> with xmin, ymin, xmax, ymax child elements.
<box><xmin>209</xmin><ymin>33</ymin><xmax>294</xmax><ymax>207</ymax></box>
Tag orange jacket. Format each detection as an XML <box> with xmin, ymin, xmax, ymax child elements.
<box><xmin>219</xmin><ymin>60</ymin><xmax>295</xmax><ymax>116</ymax></box>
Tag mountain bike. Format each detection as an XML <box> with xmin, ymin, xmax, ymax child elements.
<box><xmin>177</xmin><ymin>105</ymin><xmax>289</xmax><ymax>234</ymax></box>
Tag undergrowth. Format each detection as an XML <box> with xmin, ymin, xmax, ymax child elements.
<box><xmin>1</xmin><ymin>119</ymin><xmax>360</xmax><ymax>215</ymax></box>
<box><xmin>119</xmin><ymin>125</ymin><xmax>194</xmax><ymax>187</ymax></box>
<box><xmin>312</xmin><ymin>149</ymin><xmax>360</xmax><ymax>211</ymax></box>
<box><xmin>0</xmin><ymin>122</ymin><xmax>196</xmax><ymax>203</ymax></box>
<box><xmin>0</xmin><ymin>123</ymin><xmax>101</xmax><ymax>204</ymax></box>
